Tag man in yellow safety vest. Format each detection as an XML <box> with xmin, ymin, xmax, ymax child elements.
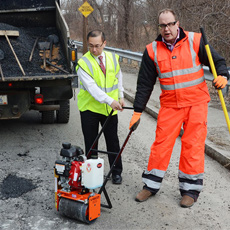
<box><xmin>76</xmin><ymin>30</ymin><xmax>125</xmax><ymax>184</ymax></box>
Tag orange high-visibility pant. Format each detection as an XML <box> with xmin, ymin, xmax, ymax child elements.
<box><xmin>143</xmin><ymin>103</ymin><xmax>208</xmax><ymax>198</ymax></box>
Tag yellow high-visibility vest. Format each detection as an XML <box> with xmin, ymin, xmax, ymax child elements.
<box><xmin>77</xmin><ymin>51</ymin><xmax>120</xmax><ymax>115</ymax></box>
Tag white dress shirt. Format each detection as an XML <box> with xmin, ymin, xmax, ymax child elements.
<box><xmin>77</xmin><ymin>51</ymin><xmax>124</xmax><ymax>106</ymax></box>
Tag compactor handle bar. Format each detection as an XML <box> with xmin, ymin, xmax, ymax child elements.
<box><xmin>86</xmin><ymin>106</ymin><xmax>137</xmax><ymax>159</ymax></box>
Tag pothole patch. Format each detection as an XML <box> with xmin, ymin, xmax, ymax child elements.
<box><xmin>0</xmin><ymin>174</ymin><xmax>37</xmax><ymax>199</ymax></box>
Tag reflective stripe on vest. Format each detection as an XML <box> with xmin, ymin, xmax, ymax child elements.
<box><xmin>161</xmin><ymin>75</ymin><xmax>205</xmax><ymax>90</ymax></box>
<box><xmin>77</xmin><ymin>51</ymin><xmax>120</xmax><ymax>116</ymax></box>
<box><xmin>80</xmin><ymin>52</ymin><xmax>118</xmax><ymax>93</ymax></box>
<box><xmin>152</xmin><ymin>32</ymin><xmax>205</xmax><ymax>90</ymax></box>
<box><xmin>81</xmin><ymin>52</ymin><xmax>118</xmax><ymax>77</ymax></box>
<box><xmin>82</xmin><ymin>56</ymin><xmax>94</xmax><ymax>76</ymax></box>
<box><xmin>112</xmin><ymin>52</ymin><xmax>118</xmax><ymax>72</ymax></box>
<box><xmin>80</xmin><ymin>82</ymin><xmax>118</xmax><ymax>93</ymax></box>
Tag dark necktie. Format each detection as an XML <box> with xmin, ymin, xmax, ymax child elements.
<box><xmin>98</xmin><ymin>55</ymin><xmax>106</xmax><ymax>76</ymax></box>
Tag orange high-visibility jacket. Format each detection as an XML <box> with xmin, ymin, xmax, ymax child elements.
<box><xmin>146</xmin><ymin>31</ymin><xmax>210</xmax><ymax>108</ymax></box>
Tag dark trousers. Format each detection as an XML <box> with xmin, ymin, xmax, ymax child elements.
<box><xmin>80</xmin><ymin>110</ymin><xmax>123</xmax><ymax>176</ymax></box>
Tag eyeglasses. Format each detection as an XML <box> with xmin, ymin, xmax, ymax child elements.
<box><xmin>88</xmin><ymin>43</ymin><xmax>104</xmax><ymax>49</ymax></box>
<box><xmin>158</xmin><ymin>21</ymin><xmax>177</xmax><ymax>30</ymax></box>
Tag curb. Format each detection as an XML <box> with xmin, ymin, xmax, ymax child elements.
<box><xmin>124</xmin><ymin>92</ymin><xmax>230</xmax><ymax>171</ymax></box>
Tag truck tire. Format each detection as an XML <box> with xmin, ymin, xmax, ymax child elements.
<box><xmin>41</xmin><ymin>110</ymin><xmax>55</xmax><ymax>124</ymax></box>
<box><xmin>56</xmin><ymin>100</ymin><xmax>70</xmax><ymax>123</ymax></box>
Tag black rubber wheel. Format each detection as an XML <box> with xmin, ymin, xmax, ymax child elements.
<box><xmin>56</xmin><ymin>100</ymin><xmax>70</xmax><ymax>123</ymax></box>
<box><xmin>41</xmin><ymin>110</ymin><xmax>55</xmax><ymax>124</ymax></box>
<box><xmin>59</xmin><ymin>198</ymin><xmax>96</xmax><ymax>224</ymax></box>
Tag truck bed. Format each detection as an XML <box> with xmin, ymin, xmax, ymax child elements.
<box><xmin>0</xmin><ymin>23</ymin><xmax>68</xmax><ymax>79</ymax></box>
<box><xmin>0</xmin><ymin>0</ymin><xmax>75</xmax><ymax>122</ymax></box>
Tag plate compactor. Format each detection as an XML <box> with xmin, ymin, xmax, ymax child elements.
<box><xmin>54</xmin><ymin>108</ymin><xmax>139</xmax><ymax>224</ymax></box>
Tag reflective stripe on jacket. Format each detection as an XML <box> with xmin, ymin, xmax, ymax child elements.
<box><xmin>76</xmin><ymin>51</ymin><xmax>120</xmax><ymax>116</ymax></box>
<box><xmin>146</xmin><ymin>31</ymin><xmax>210</xmax><ymax>108</ymax></box>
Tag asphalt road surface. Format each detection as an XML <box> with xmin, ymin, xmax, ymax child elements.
<box><xmin>0</xmin><ymin>94</ymin><xmax>230</xmax><ymax>230</ymax></box>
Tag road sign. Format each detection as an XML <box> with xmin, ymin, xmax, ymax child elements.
<box><xmin>78</xmin><ymin>1</ymin><xmax>94</xmax><ymax>18</ymax></box>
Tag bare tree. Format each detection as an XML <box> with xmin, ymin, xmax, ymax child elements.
<box><xmin>178</xmin><ymin>0</ymin><xmax>230</xmax><ymax>64</ymax></box>
<box><xmin>61</xmin><ymin>0</ymin><xmax>230</xmax><ymax>65</ymax></box>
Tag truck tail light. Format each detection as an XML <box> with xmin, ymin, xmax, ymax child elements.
<box><xmin>35</xmin><ymin>94</ymin><xmax>43</xmax><ymax>104</ymax></box>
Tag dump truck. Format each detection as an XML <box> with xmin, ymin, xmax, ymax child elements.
<box><xmin>0</xmin><ymin>0</ymin><xmax>78</xmax><ymax>123</ymax></box>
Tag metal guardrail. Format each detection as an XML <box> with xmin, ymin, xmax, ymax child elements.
<box><xmin>74</xmin><ymin>41</ymin><xmax>229</xmax><ymax>96</ymax></box>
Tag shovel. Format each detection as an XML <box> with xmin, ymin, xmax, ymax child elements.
<box><xmin>0</xmin><ymin>64</ymin><xmax>4</xmax><ymax>81</ymax></box>
<box><xmin>38</xmin><ymin>42</ymin><xmax>50</xmax><ymax>69</ymax></box>
<box><xmin>46</xmin><ymin>60</ymin><xmax>69</xmax><ymax>74</ymax></box>
<box><xmin>0</xmin><ymin>49</ymin><xmax>4</xmax><ymax>81</ymax></box>
<box><xmin>29</xmin><ymin>37</ymin><xmax>39</xmax><ymax>62</ymax></box>
<box><xmin>0</xmin><ymin>30</ymin><xmax>25</xmax><ymax>76</ymax></box>
<box><xmin>47</xmin><ymin>34</ymin><xmax>59</xmax><ymax>61</ymax></box>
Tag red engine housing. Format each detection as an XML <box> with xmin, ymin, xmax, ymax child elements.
<box><xmin>68</xmin><ymin>161</ymin><xmax>83</xmax><ymax>189</ymax></box>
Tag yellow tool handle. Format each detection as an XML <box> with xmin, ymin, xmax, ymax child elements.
<box><xmin>200</xmin><ymin>27</ymin><xmax>230</xmax><ymax>133</ymax></box>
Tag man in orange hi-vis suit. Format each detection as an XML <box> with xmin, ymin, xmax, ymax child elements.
<box><xmin>129</xmin><ymin>8</ymin><xmax>229</xmax><ymax>208</ymax></box>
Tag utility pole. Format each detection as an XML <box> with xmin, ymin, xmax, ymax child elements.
<box><xmin>78</xmin><ymin>1</ymin><xmax>94</xmax><ymax>55</ymax></box>
<box><xmin>83</xmin><ymin>0</ymin><xmax>88</xmax><ymax>54</ymax></box>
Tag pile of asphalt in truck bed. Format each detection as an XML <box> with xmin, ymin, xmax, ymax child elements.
<box><xmin>0</xmin><ymin>23</ymin><xmax>68</xmax><ymax>77</ymax></box>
